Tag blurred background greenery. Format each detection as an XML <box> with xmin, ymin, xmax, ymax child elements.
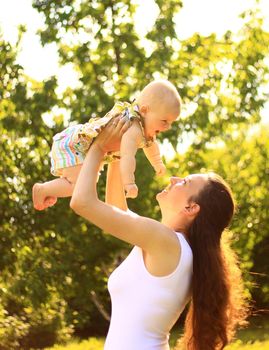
<box><xmin>0</xmin><ymin>0</ymin><xmax>268</xmax><ymax>349</ymax></box>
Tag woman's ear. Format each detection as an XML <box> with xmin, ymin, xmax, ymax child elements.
<box><xmin>184</xmin><ymin>203</ymin><xmax>200</xmax><ymax>217</ymax></box>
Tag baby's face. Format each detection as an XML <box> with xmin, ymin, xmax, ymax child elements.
<box><xmin>142</xmin><ymin>107</ymin><xmax>178</xmax><ymax>139</ymax></box>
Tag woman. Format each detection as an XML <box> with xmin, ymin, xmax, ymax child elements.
<box><xmin>70</xmin><ymin>117</ymin><xmax>248</xmax><ymax>350</ymax></box>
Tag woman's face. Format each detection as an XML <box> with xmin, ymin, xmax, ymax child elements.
<box><xmin>156</xmin><ymin>174</ymin><xmax>208</xmax><ymax>212</ymax></box>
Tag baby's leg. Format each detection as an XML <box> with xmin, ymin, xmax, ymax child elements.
<box><xmin>32</xmin><ymin>165</ymin><xmax>82</xmax><ymax>210</ymax></box>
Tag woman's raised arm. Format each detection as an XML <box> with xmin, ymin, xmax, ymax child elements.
<box><xmin>106</xmin><ymin>160</ymin><xmax>128</xmax><ymax>211</ymax></box>
<box><xmin>70</xmin><ymin>118</ymin><xmax>173</xmax><ymax>252</ymax></box>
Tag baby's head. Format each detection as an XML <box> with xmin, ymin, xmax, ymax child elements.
<box><xmin>136</xmin><ymin>80</ymin><xmax>181</xmax><ymax>139</ymax></box>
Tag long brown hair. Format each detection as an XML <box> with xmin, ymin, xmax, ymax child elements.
<box><xmin>178</xmin><ymin>173</ymin><xmax>249</xmax><ymax>350</ymax></box>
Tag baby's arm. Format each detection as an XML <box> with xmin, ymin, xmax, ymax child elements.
<box><xmin>143</xmin><ymin>141</ymin><xmax>166</xmax><ymax>176</ymax></box>
<box><xmin>120</xmin><ymin>121</ymin><xmax>142</xmax><ymax>198</ymax></box>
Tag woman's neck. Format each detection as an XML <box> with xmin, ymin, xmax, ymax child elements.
<box><xmin>161</xmin><ymin>217</ymin><xmax>185</xmax><ymax>233</ymax></box>
<box><xmin>161</xmin><ymin>215</ymin><xmax>190</xmax><ymax>241</ymax></box>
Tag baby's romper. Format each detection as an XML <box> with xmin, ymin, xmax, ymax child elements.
<box><xmin>50</xmin><ymin>102</ymin><xmax>149</xmax><ymax>177</ymax></box>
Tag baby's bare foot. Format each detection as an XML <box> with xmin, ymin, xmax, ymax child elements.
<box><xmin>32</xmin><ymin>184</ymin><xmax>58</xmax><ymax>210</ymax></box>
<box><xmin>44</xmin><ymin>196</ymin><xmax>57</xmax><ymax>208</ymax></box>
<box><xmin>32</xmin><ymin>183</ymin><xmax>47</xmax><ymax>210</ymax></box>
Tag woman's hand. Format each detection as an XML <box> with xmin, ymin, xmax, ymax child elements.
<box><xmin>93</xmin><ymin>115</ymin><xmax>130</xmax><ymax>154</ymax></box>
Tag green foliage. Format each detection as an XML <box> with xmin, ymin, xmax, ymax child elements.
<box><xmin>0</xmin><ymin>0</ymin><xmax>269</xmax><ymax>347</ymax></box>
<box><xmin>0</xmin><ymin>298</ymin><xmax>72</xmax><ymax>350</ymax></box>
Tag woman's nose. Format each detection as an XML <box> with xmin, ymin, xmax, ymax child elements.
<box><xmin>170</xmin><ymin>177</ymin><xmax>180</xmax><ymax>185</ymax></box>
<box><xmin>170</xmin><ymin>177</ymin><xmax>185</xmax><ymax>186</ymax></box>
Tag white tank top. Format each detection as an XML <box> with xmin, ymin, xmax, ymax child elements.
<box><xmin>105</xmin><ymin>232</ymin><xmax>193</xmax><ymax>350</ymax></box>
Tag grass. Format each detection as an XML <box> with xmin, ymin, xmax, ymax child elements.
<box><xmin>47</xmin><ymin>317</ymin><xmax>269</xmax><ymax>350</ymax></box>
<box><xmin>46</xmin><ymin>338</ymin><xmax>105</xmax><ymax>350</ymax></box>
<box><xmin>227</xmin><ymin>340</ymin><xmax>269</xmax><ymax>349</ymax></box>
<box><xmin>46</xmin><ymin>339</ymin><xmax>269</xmax><ymax>350</ymax></box>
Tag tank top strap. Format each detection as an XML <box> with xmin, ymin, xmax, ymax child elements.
<box><xmin>175</xmin><ymin>232</ymin><xmax>193</xmax><ymax>269</ymax></box>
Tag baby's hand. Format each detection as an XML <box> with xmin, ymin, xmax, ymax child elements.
<box><xmin>154</xmin><ymin>163</ymin><xmax>166</xmax><ymax>176</ymax></box>
<box><xmin>124</xmin><ymin>183</ymin><xmax>138</xmax><ymax>198</ymax></box>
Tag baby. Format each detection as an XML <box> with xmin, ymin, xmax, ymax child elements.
<box><xmin>32</xmin><ymin>79</ymin><xmax>181</xmax><ymax>210</ymax></box>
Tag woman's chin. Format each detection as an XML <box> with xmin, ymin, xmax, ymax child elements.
<box><xmin>156</xmin><ymin>190</ymin><xmax>167</xmax><ymax>201</ymax></box>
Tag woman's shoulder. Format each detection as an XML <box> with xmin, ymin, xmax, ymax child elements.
<box><xmin>140</xmin><ymin>230</ymin><xmax>188</xmax><ymax>277</ymax></box>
